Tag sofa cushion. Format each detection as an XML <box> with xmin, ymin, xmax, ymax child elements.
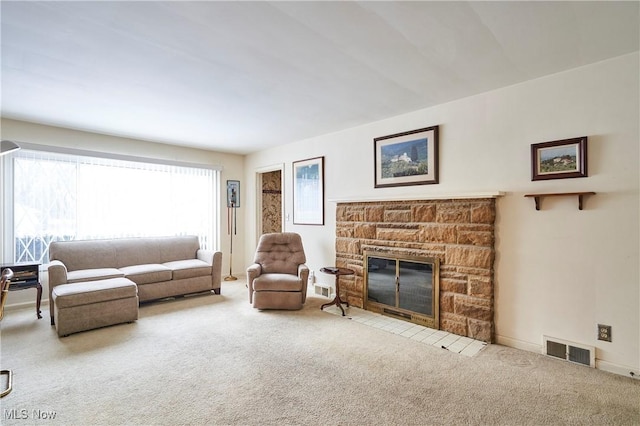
<box><xmin>120</xmin><ymin>264</ymin><xmax>172</xmax><ymax>285</ymax></box>
<box><xmin>114</xmin><ymin>239</ymin><xmax>162</xmax><ymax>268</ymax></box>
<box><xmin>67</xmin><ymin>268</ymin><xmax>125</xmax><ymax>283</ymax></box>
<box><xmin>53</xmin><ymin>278</ymin><xmax>137</xmax><ymax>308</ymax></box>
<box><xmin>50</xmin><ymin>240</ymin><xmax>118</xmax><ymax>271</ymax></box>
<box><xmin>159</xmin><ymin>236</ymin><xmax>200</xmax><ymax>263</ymax></box>
<box><xmin>252</xmin><ymin>273</ymin><xmax>304</xmax><ymax>292</ymax></box>
<box><xmin>163</xmin><ymin>259</ymin><xmax>211</xmax><ymax>280</ymax></box>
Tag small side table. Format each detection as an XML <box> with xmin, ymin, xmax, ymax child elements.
<box><xmin>0</xmin><ymin>262</ymin><xmax>42</xmax><ymax>319</ymax></box>
<box><xmin>320</xmin><ymin>267</ymin><xmax>354</xmax><ymax>316</ymax></box>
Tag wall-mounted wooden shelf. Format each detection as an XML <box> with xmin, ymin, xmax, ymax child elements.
<box><xmin>524</xmin><ymin>192</ymin><xmax>596</xmax><ymax>211</ymax></box>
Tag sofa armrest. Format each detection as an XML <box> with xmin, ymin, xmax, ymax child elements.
<box><xmin>47</xmin><ymin>260</ymin><xmax>68</xmax><ymax>324</ymax></box>
<box><xmin>246</xmin><ymin>263</ymin><xmax>262</xmax><ymax>303</ymax></box>
<box><xmin>48</xmin><ymin>260</ymin><xmax>68</xmax><ymax>287</ymax></box>
<box><xmin>198</xmin><ymin>249</ymin><xmax>223</xmax><ymax>294</ymax></box>
<box><xmin>298</xmin><ymin>264</ymin><xmax>310</xmax><ymax>302</ymax></box>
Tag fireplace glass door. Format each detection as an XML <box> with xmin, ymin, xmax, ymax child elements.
<box><xmin>364</xmin><ymin>251</ymin><xmax>439</xmax><ymax>328</ymax></box>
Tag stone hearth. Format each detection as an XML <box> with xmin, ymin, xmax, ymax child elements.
<box><xmin>334</xmin><ymin>197</ymin><xmax>496</xmax><ymax>342</ymax></box>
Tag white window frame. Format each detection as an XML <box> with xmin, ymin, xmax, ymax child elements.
<box><xmin>1</xmin><ymin>142</ymin><xmax>221</xmax><ymax>264</ymax></box>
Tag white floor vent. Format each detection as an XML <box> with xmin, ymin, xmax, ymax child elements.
<box><xmin>543</xmin><ymin>336</ymin><xmax>595</xmax><ymax>367</ymax></box>
<box><xmin>314</xmin><ymin>283</ymin><xmax>333</xmax><ymax>298</ymax></box>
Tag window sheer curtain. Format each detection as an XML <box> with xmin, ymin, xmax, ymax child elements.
<box><xmin>8</xmin><ymin>149</ymin><xmax>219</xmax><ymax>264</ymax></box>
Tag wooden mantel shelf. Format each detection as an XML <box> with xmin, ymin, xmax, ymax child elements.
<box><xmin>524</xmin><ymin>192</ymin><xmax>596</xmax><ymax>211</ymax></box>
<box><xmin>328</xmin><ymin>191</ymin><xmax>505</xmax><ymax>204</ymax></box>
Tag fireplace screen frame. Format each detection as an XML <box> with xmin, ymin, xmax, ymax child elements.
<box><xmin>363</xmin><ymin>250</ymin><xmax>440</xmax><ymax>329</ymax></box>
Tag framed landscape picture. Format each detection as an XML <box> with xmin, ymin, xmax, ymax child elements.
<box><xmin>531</xmin><ymin>137</ymin><xmax>588</xmax><ymax>181</ymax></box>
<box><xmin>374</xmin><ymin>126</ymin><xmax>439</xmax><ymax>188</ymax></box>
<box><xmin>293</xmin><ymin>156</ymin><xmax>324</xmax><ymax>225</ymax></box>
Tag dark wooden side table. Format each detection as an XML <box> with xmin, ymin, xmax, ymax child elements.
<box><xmin>0</xmin><ymin>262</ymin><xmax>42</xmax><ymax>319</ymax></box>
<box><xmin>320</xmin><ymin>267</ymin><xmax>354</xmax><ymax>316</ymax></box>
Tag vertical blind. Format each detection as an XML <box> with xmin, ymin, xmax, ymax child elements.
<box><xmin>8</xmin><ymin>149</ymin><xmax>219</xmax><ymax>264</ymax></box>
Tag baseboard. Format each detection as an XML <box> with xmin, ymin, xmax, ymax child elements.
<box><xmin>596</xmin><ymin>360</ymin><xmax>640</xmax><ymax>380</ymax></box>
<box><xmin>495</xmin><ymin>334</ymin><xmax>640</xmax><ymax>380</ymax></box>
<box><xmin>495</xmin><ymin>334</ymin><xmax>541</xmax><ymax>353</ymax></box>
<box><xmin>4</xmin><ymin>299</ymin><xmax>50</xmax><ymax>312</ymax></box>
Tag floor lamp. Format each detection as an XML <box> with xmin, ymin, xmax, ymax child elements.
<box><xmin>224</xmin><ymin>180</ymin><xmax>240</xmax><ymax>281</ymax></box>
<box><xmin>1</xmin><ymin>141</ymin><xmax>20</xmax><ymax>398</ymax></box>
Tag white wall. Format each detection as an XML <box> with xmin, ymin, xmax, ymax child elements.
<box><xmin>1</xmin><ymin>118</ymin><xmax>245</xmax><ymax>305</ymax></box>
<box><xmin>245</xmin><ymin>53</ymin><xmax>639</xmax><ymax>375</ymax></box>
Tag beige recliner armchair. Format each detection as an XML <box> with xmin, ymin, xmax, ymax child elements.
<box><xmin>247</xmin><ymin>232</ymin><xmax>309</xmax><ymax>310</ymax></box>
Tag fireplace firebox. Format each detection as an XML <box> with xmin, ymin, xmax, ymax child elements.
<box><xmin>363</xmin><ymin>251</ymin><xmax>440</xmax><ymax>329</ymax></box>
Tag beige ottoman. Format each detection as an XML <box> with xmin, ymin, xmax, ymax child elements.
<box><xmin>52</xmin><ymin>277</ymin><xmax>139</xmax><ymax>337</ymax></box>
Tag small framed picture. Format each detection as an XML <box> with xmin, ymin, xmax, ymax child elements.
<box><xmin>226</xmin><ymin>180</ymin><xmax>240</xmax><ymax>207</ymax></box>
<box><xmin>531</xmin><ymin>137</ymin><xmax>588</xmax><ymax>181</ymax></box>
<box><xmin>374</xmin><ymin>126</ymin><xmax>439</xmax><ymax>188</ymax></box>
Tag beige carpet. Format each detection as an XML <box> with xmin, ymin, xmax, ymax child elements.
<box><xmin>1</xmin><ymin>280</ymin><xmax>639</xmax><ymax>425</ymax></box>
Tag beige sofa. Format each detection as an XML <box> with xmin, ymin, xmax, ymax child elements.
<box><xmin>48</xmin><ymin>236</ymin><xmax>222</xmax><ymax>331</ymax></box>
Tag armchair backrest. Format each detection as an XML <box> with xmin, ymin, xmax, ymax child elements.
<box><xmin>253</xmin><ymin>233</ymin><xmax>306</xmax><ymax>275</ymax></box>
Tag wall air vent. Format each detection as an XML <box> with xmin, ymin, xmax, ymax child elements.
<box><xmin>314</xmin><ymin>284</ymin><xmax>332</xmax><ymax>298</ymax></box>
<box><xmin>543</xmin><ymin>336</ymin><xmax>595</xmax><ymax>368</ymax></box>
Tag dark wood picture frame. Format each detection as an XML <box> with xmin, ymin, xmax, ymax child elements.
<box><xmin>293</xmin><ymin>156</ymin><xmax>324</xmax><ymax>225</ymax></box>
<box><xmin>531</xmin><ymin>137</ymin><xmax>588</xmax><ymax>181</ymax></box>
<box><xmin>374</xmin><ymin>126</ymin><xmax>439</xmax><ymax>188</ymax></box>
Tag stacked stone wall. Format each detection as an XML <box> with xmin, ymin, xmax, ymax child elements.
<box><xmin>335</xmin><ymin>198</ymin><xmax>496</xmax><ymax>342</ymax></box>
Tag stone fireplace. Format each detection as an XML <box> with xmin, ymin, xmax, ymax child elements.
<box><xmin>334</xmin><ymin>197</ymin><xmax>496</xmax><ymax>342</ymax></box>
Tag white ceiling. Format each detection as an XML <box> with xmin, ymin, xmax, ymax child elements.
<box><xmin>1</xmin><ymin>1</ymin><xmax>638</xmax><ymax>155</ymax></box>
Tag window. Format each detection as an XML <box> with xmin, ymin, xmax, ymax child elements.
<box><xmin>3</xmin><ymin>148</ymin><xmax>219</xmax><ymax>264</ymax></box>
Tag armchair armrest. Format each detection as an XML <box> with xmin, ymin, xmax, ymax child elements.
<box><xmin>298</xmin><ymin>264</ymin><xmax>310</xmax><ymax>302</ymax></box>
<box><xmin>246</xmin><ymin>263</ymin><xmax>262</xmax><ymax>303</ymax></box>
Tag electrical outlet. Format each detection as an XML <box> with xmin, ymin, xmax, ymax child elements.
<box><xmin>598</xmin><ymin>324</ymin><xmax>612</xmax><ymax>342</ymax></box>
